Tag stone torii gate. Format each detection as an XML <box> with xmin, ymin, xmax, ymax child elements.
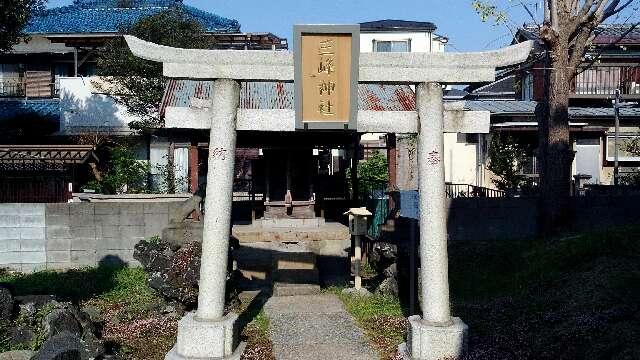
<box><xmin>125</xmin><ymin>35</ymin><xmax>532</xmax><ymax>360</ymax></box>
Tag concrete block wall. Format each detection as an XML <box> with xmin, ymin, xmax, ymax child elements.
<box><xmin>0</xmin><ymin>202</ymin><xmax>176</xmax><ymax>272</ymax></box>
<box><xmin>399</xmin><ymin>191</ymin><xmax>640</xmax><ymax>241</ymax></box>
<box><xmin>0</xmin><ymin>204</ymin><xmax>46</xmax><ymax>272</ymax></box>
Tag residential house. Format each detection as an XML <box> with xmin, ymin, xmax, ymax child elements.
<box><xmin>357</xmin><ymin>20</ymin><xmax>486</xmax><ymax>190</ymax></box>
<box><xmin>0</xmin><ymin>0</ymin><xmax>286</xmax><ymax>202</ymax></box>
<box><xmin>466</xmin><ymin>24</ymin><xmax>640</xmax><ymax>189</ymax></box>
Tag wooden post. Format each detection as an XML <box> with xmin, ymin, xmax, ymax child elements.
<box><xmin>354</xmin><ymin>233</ymin><xmax>362</xmax><ymax>290</ymax></box>
<box><xmin>189</xmin><ymin>144</ymin><xmax>199</xmax><ymax>194</ymax></box>
<box><xmin>351</xmin><ymin>134</ymin><xmax>360</xmax><ymax>204</ymax></box>
<box><xmin>168</xmin><ymin>141</ymin><xmax>175</xmax><ymax>193</ymax></box>
<box><xmin>387</xmin><ymin>133</ymin><xmax>397</xmax><ymax>209</ymax></box>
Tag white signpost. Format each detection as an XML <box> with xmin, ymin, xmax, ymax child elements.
<box><xmin>125</xmin><ymin>31</ymin><xmax>533</xmax><ymax>360</ymax></box>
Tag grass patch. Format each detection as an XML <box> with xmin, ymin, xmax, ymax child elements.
<box><xmin>450</xmin><ymin>225</ymin><xmax>640</xmax><ymax>359</ymax></box>
<box><xmin>329</xmin><ymin>287</ymin><xmax>407</xmax><ymax>360</ymax></box>
<box><xmin>0</xmin><ymin>266</ymin><xmax>173</xmax><ymax>359</ymax></box>
<box><xmin>234</xmin><ymin>293</ymin><xmax>274</xmax><ymax>360</ymax></box>
<box><xmin>0</xmin><ymin>266</ymin><xmax>122</xmax><ymax>302</ymax></box>
<box><xmin>333</xmin><ymin>226</ymin><xmax>640</xmax><ymax>359</ymax></box>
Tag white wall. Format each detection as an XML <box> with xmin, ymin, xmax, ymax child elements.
<box><xmin>360</xmin><ymin>31</ymin><xmax>445</xmax><ymax>53</ymax></box>
<box><xmin>59</xmin><ymin>76</ymin><xmax>138</xmax><ymax>134</ymax></box>
<box><xmin>444</xmin><ymin>133</ymin><xmax>478</xmax><ymax>185</ymax></box>
<box><xmin>11</xmin><ymin>35</ymin><xmax>72</xmax><ymax>54</ymax></box>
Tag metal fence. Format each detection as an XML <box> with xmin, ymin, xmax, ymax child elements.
<box><xmin>445</xmin><ymin>183</ymin><xmax>506</xmax><ymax>198</ymax></box>
<box><xmin>0</xmin><ymin>175</ymin><xmax>70</xmax><ymax>203</ymax></box>
<box><xmin>0</xmin><ymin>79</ymin><xmax>25</xmax><ymax>97</ymax></box>
<box><xmin>358</xmin><ymin>179</ymin><xmax>389</xmax><ymax>239</ymax></box>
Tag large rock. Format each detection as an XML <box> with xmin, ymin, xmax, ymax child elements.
<box><xmin>43</xmin><ymin>309</ymin><xmax>81</xmax><ymax>338</ymax></box>
<box><xmin>8</xmin><ymin>326</ymin><xmax>35</xmax><ymax>349</ymax></box>
<box><xmin>0</xmin><ymin>350</ymin><xmax>36</xmax><ymax>360</ymax></box>
<box><xmin>134</xmin><ymin>239</ymin><xmax>202</xmax><ymax>306</ymax></box>
<box><xmin>369</xmin><ymin>242</ymin><xmax>398</xmax><ymax>273</ymax></box>
<box><xmin>161</xmin><ymin>222</ymin><xmax>203</xmax><ymax>250</ymax></box>
<box><xmin>32</xmin><ymin>331</ymin><xmax>86</xmax><ymax>360</ymax></box>
<box><xmin>134</xmin><ymin>236</ymin><xmax>239</xmax><ymax>309</ymax></box>
<box><xmin>0</xmin><ymin>286</ymin><xmax>13</xmax><ymax>322</ymax></box>
<box><xmin>32</xmin><ymin>323</ymin><xmax>103</xmax><ymax>360</ymax></box>
<box><xmin>375</xmin><ymin>276</ymin><xmax>399</xmax><ymax>297</ymax></box>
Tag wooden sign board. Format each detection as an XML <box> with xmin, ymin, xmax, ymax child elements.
<box><xmin>294</xmin><ymin>25</ymin><xmax>360</xmax><ymax>130</ymax></box>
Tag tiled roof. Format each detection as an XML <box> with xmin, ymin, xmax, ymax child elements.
<box><xmin>26</xmin><ymin>0</ymin><xmax>240</xmax><ymax>34</ymax></box>
<box><xmin>469</xmin><ymin>75</ymin><xmax>516</xmax><ymax>97</ymax></box>
<box><xmin>160</xmin><ymin>80</ymin><xmax>416</xmax><ymax>116</ymax></box>
<box><xmin>593</xmin><ymin>24</ymin><xmax>640</xmax><ymax>45</ymax></box>
<box><xmin>520</xmin><ymin>24</ymin><xmax>640</xmax><ymax>45</ymax></box>
<box><xmin>0</xmin><ymin>99</ymin><xmax>60</xmax><ymax>122</ymax></box>
<box><xmin>360</xmin><ymin>19</ymin><xmax>437</xmax><ymax>33</ymax></box>
<box><xmin>464</xmin><ymin>100</ymin><xmax>640</xmax><ymax>118</ymax></box>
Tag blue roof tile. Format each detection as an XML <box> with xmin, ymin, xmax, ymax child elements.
<box><xmin>26</xmin><ymin>0</ymin><xmax>240</xmax><ymax>34</ymax></box>
<box><xmin>0</xmin><ymin>99</ymin><xmax>60</xmax><ymax>122</ymax></box>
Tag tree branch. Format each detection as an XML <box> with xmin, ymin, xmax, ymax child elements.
<box><xmin>602</xmin><ymin>0</ymin><xmax>634</xmax><ymax>20</ymax></box>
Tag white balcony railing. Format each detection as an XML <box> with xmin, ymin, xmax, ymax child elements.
<box><xmin>574</xmin><ymin>66</ymin><xmax>640</xmax><ymax>96</ymax></box>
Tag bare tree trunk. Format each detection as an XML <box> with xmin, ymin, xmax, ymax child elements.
<box><xmin>537</xmin><ymin>35</ymin><xmax>575</xmax><ymax>235</ymax></box>
<box><xmin>90</xmin><ymin>162</ymin><xmax>103</xmax><ymax>182</ymax></box>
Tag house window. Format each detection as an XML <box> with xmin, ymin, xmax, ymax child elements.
<box><xmin>606</xmin><ymin>134</ymin><xmax>640</xmax><ymax>161</ymax></box>
<box><xmin>374</xmin><ymin>40</ymin><xmax>411</xmax><ymax>52</ymax></box>
<box><xmin>522</xmin><ymin>72</ymin><xmax>533</xmax><ymax>100</ymax></box>
<box><xmin>0</xmin><ymin>64</ymin><xmax>23</xmax><ymax>97</ymax></box>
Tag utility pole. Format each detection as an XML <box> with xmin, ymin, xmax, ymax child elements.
<box><xmin>614</xmin><ymin>90</ymin><xmax>620</xmax><ymax>186</ymax></box>
<box><xmin>613</xmin><ymin>90</ymin><xmax>638</xmax><ymax>186</ymax></box>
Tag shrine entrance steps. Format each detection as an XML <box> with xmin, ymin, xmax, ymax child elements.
<box><xmin>272</xmin><ymin>247</ymin><xmax>321</xmax><ymax>296</ymax></box>
<box><xmin>264</xmin><ymin>294</ymin><xmax>377</xmax><ymax>360</ymax></box>
<box><xmin>233</xmin><ymin>221</ymin><xmax>351</xmax><ymax>293</ymax></box>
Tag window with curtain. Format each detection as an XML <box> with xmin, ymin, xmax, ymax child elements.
<box><xmin>374</xmin><ymin>40</ymin><xmax>410</xmax><ymax>52</ymax></box>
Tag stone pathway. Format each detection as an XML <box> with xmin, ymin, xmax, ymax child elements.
<box><xmin>264</xmin><ymin>294</ymin><xmax>378</xmax><ymax>360</ymax></box>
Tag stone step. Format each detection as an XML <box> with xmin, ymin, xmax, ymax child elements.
<box><xmin>260</xmin><ymin>218</ymin><xmax>325</xmax><ymax>228</ymax></box>
<box><xmin>274</xmin><ymin>252</ymin><xmax>317</xmax><ymax>270</ymax></box>
<box><xmin>274</xmin><ymin>268</ymin><xmax>319</xmax><ymax>284</ymax></box>
<box><xmin>232</xmin><ymin>223</ymin><xmax>350</xmax><ymax>243</ymax></box>
<box><xmin>273</xmin><ymin>283</ymin><xmax>321</xmax><ymax>296</ymax></box>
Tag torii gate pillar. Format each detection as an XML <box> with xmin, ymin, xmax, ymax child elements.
<box><xmin>401</xmin><ymin>82</ymin><xmax>468</xmax><ymax>360</ymax></box>
<box><xmin>166</xmin><ymin>79</ymin><xmax>245</xmax><ymax>360</ymax></box>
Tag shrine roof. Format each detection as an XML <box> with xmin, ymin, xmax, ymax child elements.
<box><xmin>26</xmin><ymin>0</ymin><xmax>240</xmax><ymax>34</ymax></box>
<box><xmin>160</xmin><ymin>80</ymin><xmax>417</xmax><ymax>117</ymax></box>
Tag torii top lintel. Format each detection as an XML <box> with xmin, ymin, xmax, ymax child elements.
<box><xmin>124</xmin><ymin>35</ymin><xmax>533</xmax><ymax>85</ymax></box>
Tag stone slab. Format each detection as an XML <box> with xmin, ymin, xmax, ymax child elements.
<box><xmin>273</xmin><ymin>283</ymin><xmax>321</xmax><ymax>297</ymax></box>
<box><xmin>264</xmin><ymin>294</ymin><xmax>347</xmax><ymax>316</ymax></box>
<box><xmin>171</xmin><ymin>312</ymin><xmax>241</xmax><ymax>359</ymax></box>
<box><xmin>265</xmin><ymin>294</ymin><xmax>377</xmax><ymax>360</ymax></box>
<box><xmin>406</xmin><ymin>316</ymin><xmax>468</xmax><ymax>360</ymax></box>
<box><xmin>20</xmin><ymin>227</ymin><xmax>45</xmax><ymax>240</ymax></box>
<box><xmin>47</xmin><ymin>250</ymin><xmax>71</xmax><ymax>263</ymax></box>
<box><xmin>0</xmin><ymin>204</ymin><xmax>20</xmax><ymax>215</ymax></box>
<box><xmin>20</xmin><ymin>239</ymin><xmax>46</xmax><ymax>252</ymax></box>
<box><xmin>167</xmin><ymin>108</ymin><xmax>490</xmax><ymax>134</ymax></box>
<box><xmin>125</xmin><ymin>35</ymin><xmax>533</xmax><ymax>84</ymax></box>
<box><xmin>0</xmin><ymin>239</ymin><xmax>20</xmax><ymax>252</ymax></box>
<box><xmin>20</xmin><ymin>251</ymin><xmax>46</xmax><ymax>264</ymax></box>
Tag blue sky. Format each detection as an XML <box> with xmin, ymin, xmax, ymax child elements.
<box><xmin>46</xmin><ymin>0</ymin><xmax>638</xmax><ymax>51</ymax></box>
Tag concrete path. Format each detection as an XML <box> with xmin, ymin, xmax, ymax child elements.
<box><xmin>264</xmin><ymin>294</ymin><xmax>378</xmax><ymax>360</ymax></box>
